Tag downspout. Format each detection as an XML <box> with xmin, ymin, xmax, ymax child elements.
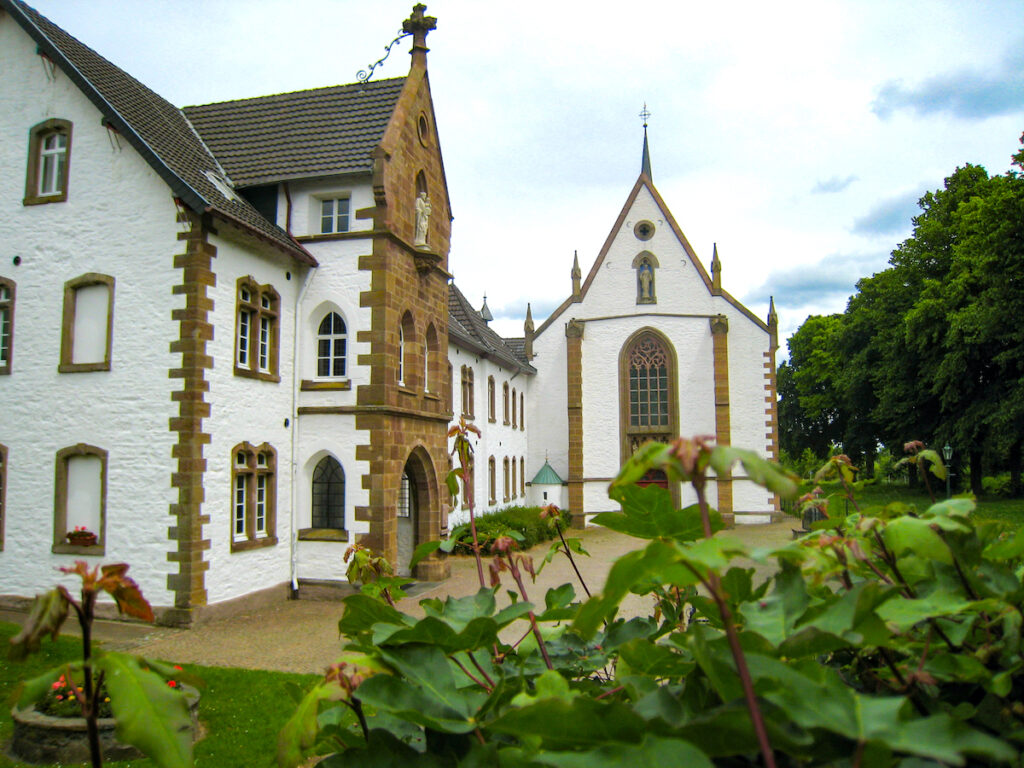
<box><xmin>289</xmin><ymin>265</ymin><xmax>315</xmax><ymax>597</ymax></box>
<box><xmin>283</xmin><ymin>181</ymin><xmax>293</xmax><ymax>235</ymax></box>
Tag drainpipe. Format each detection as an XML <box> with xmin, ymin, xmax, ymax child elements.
<box><xmin>283</xmin><ymin>182</ymin><xmax>293</xmax><ymax>235</ymax></box>
<box><xmin>289</xmin><ymin>265</ymin><xmax>315</xmax><ymax>597</ymax></box>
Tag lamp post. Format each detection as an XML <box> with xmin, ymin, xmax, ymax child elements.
<box><xmin>943</xmin><ymin>443</ymin><xmax>953</xmax><ymax>498</ymax></box>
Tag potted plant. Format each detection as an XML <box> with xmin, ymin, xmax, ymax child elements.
<box><xmin>66</xmin><ymin>526</ymin><xmax>98</xmax><ymax>547</ymax></box>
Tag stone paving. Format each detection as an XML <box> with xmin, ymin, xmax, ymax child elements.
<box><xmin>2</xmin><ymin>522</ymin><xmax>794</xmax><ymax>675</ymax></box>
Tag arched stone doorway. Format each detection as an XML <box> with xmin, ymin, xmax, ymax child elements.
<box><xmin>396</xmin><ymin>446</ymin><xmax>436</xmax><ymax>577</ymax></box>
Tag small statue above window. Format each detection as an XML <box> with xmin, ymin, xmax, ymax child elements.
<box><xmin>637</xmin><ymin>260</ymin><xmax>656</xmax><ymax>304</ymax></box>
<box><xmin>414</xmin><ymin>192</ymin><xmax>432</xmax><ymax>248</ymax></box>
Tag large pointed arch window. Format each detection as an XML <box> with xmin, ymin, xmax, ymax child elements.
<box><xmin>620</xmin><ymin>330</ymin><xmax>677</xmax><ymax>461</ymax></box>
<box><xmin>312</xmin><ymin>456</ymin><xmax>345</xmax><ymax>529</ymax></box>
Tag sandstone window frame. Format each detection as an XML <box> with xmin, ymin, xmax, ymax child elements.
<box><xmin>425</xmin><ymin>323</ymin><xmax>439</xmax><ymax>394</ymax></box>
<box><xmin>59</xmin><ymin>273</ymin><xmax>115</xmax><ymax>373</ymax></box>
<box><xmin>520</xmin><ymin>392</ymin><xmax>525</xmax><ymax>431</ymax></box>
<box><xmin>230</xmin><ymin>442</ymin><xmax>278</xmax><ymax>552</ymax></box>
<box><xmin>511</xmin><ymin>458</ymin><xmax>517</xmax><ymax>500</ymax></box>
<box><xmin>520</xmin><ymin>456</ymin><xmax>525</xmax><ymax>497</ymax></box>
<box><xmin>503</xmin><ymin>457</ymin><xmax>510</xmax><ymax>503</ymax></box>
<box><xmin>488</xmin><ymin>456</ymin><xmax>496</xmax><ymax>505</ymax></box>
<box><xmin>235</xmin><ymin>277</ymin><xmax>280</xmax><ymax>382</ymax></box>
<box><xmin>0</xmin><ymin>278</ymin><xmax>14</xmax><ymax>375</ymax></box>
<box><xmin>52</xmin><ymin>443</ymin><xmax>107</xmax><ymax>556</ymax></box>
<box><xmin>511</xmin><ymin>387</ymin><xmax>517</xmax><ymax>428</ymax></box>
<box><xmin>24</xmin><ymin>118</ymin><xmax>72</xmax><ymax>206</ymax></box>
<box><xmin>618</xmin><ymin>328</ymin><xmax>679</xmax><ymax>464</ymax></box>
<box><xmin>460</xmin><ymin>365</ymin><xmax>474</xmax><ymax>418</ymax></box>
<box><xmin>487</xmin><ymin>376</ymin><xmax>496</xmax><ymax>422</ymax></box>
<box><xmin>503</xmin><ymin>382</ymin><xmax>510</xmax><ymax>425</ymax></box>
<box><xmin>461</xmin><ymin>454</ymin><xmax>474</xmax><ymax>510</ymax></box>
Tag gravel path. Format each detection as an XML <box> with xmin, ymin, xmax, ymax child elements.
<box><xmin>4</xmin><ymin>522</ymin><xmax>795</xmax><ymax>675</ymax></box>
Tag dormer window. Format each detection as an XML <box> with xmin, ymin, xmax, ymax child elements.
<box><xmin>320</xmin><ymin>197</ymin><xmax>350</xmax><ymax>234</ymax></box>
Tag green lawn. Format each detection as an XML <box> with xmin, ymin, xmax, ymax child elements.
<box><xmin>1</xmin><ymin>622</ymin><xmax>318</xmax><ymax>767</ymax></box>
<box><xmin>787</xmin><ymin>480</ymin><xmax>1024</xmax><ymax>529</ymax></box>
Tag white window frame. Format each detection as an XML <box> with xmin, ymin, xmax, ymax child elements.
<box><xmin>319</xmin><ymin>196</ymin><xmax>350</xmax><ymax>234</ymax></box>
<box><xmin>316</xmin><ymin>312</ymin><xmax>347</xmax><ymax>379</ymax></box>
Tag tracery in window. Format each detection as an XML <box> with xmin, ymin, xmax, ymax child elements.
<box><xmin>628</xmin><ymin>335</ymin><xmax>670</xmax><ymax>428</ymax></box>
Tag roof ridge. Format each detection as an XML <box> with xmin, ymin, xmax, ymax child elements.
<box><xmin>184</xmin><ymin>77</ymin><xmax>406</xmax><ymax>110</ymax></box>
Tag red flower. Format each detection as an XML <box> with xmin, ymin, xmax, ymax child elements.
<box><xmin>167</xmin><ymin>680</ymin><xmax>177</xmax><ymax>687</ymax></box>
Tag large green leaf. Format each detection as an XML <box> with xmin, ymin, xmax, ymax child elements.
<box><xmin>616</xmin><ymin>638</ymin><xmax>694</xmax><ymax>679</ymax></box>
<box><xmin>277</xmin><ymin>680</ymin><xmax>340</xmax><ymax>768</ymax></box>
<box><xmin>882</xmin><ymin>517</ymin><xmax>955</xmax><ymax>564</ymax></box>
<box><xmin>738</xmin><ymin>560</ymin><xmax>809</xmax><ymax>647</ymax></box>
<box><xmin>96</xmin><ymin>652</ymin><xmax>193</xmax><ymax>768</ymax></box>
<box><xmin>528</xmin><ymin>735</ymin><xmax>713</xmax><ymax>768</ymax></box>
<box><xmin>354</xmin><ymin>674</ymin><xmax>482</xmax><ymax>734</ymax></box>
<box><xmin>875</xmin><ymin>590</ymin><xmax>976</xmax><ymax>632</ymax></box>
<box><xmin>316</xmin><ymin>728</ymin><xmax>450</xmax><ymax>767</ymax></box>
<box><xmin>338</xmin><ymin>593</ymin><xmax>410</xmax><ymax>637</ymax></box>
<box><xmin>599</xmin><ymin>485</ymin><xmax>718</xmax><ymax>542</ymax></box>
<box><xmin>373</xmin><ymin>615</ymin><xmax>502</xmax><ymax>652</ymax></box>
<box><xmin>709</xmin><ymin>445</ymin><xmax>799</xmax><ymax>498</ymax></box>
<box><xmin>489</xmin><ymin>697</ymin><xmax>648</xmax><ymax>750</ymax></box>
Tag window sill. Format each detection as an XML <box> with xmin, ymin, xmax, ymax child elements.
<box><xmin>298</xmin><ymin>528</ymin><xmax>349</xmax><ymax>542</ymax></box>
<box><xmin>424</xmin><ymin>391</ymin><xmax>441</xmax><ymax>402</ymax></box>
<box><xmin>488</xmin><ymin>417</ymin><xmax>496</xmax><ymax>424</ymax></box>
<box><xmin>24</xmin><ymin>193</ymin><xmax>67</xmax><ymax>206</ymax></box>
<box><xmin>397</xmin><ymin>385</ymin><xmax>420</xmax><ymax>397</ymax></box>
<box><xmin>59</xmin><ymin>361</ymin><xmax>110</xmax><ymax>373</ymax></box>
<box><xmin>301</xmin><ymin>379</ymin><xmax>351</xmax><ymax>391</ymax></box>
<box><xmin>234</xmin><ymin>367</ymin><xmax>281</xmax><ymax>383</ymax></box>
<box><xmin>52</xmin><ymin>543</ymin><xmax>105</xmax><ymax>556</ymax></box>
<box><xmin>230</xmin><ymin>535</ymin><xmax>278</xmax><ymax>553</ymax></box>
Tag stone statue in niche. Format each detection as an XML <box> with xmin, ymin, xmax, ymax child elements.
<box><xmin>637</xmin><ymin>260</ymin><xmax>656</xmax><ymax>304</ymax></box>
<box><xmin>414</xmin><ymin>192</ymin><xmax>432</xmax><ymax>247</ymax></box>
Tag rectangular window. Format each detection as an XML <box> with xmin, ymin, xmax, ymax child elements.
<box><xmin>24</xmin><ymin>119</ymin><xmax>72</xmax><ymax>206</ymax></box>
<box><xmin>235</xmin><ymin>278</ymin><xmax>279</xmax><ymax>381</ymax></box>
<box><xmin>320</xmin><ymin>197</ymin><xmax>350</xmax><ymax>234</ymax></box>
<box><xmin>503</xmin><ymin>458</ymin><xmax>510</xmax><ymax>503</ymax></box>
<box><xmin>53</xmin><ymin>444</ymin><xmax>107</xmax><ymax>555</ymax></box>
<box><xmin>231</xmin><ymin>443</ymin><xmax>277</xmax><ymax>551</ymax></box>
<box><xmin>511</xmin><ymin>459</ymin><xmax>517</xmax><ymax>500</ymax></box>
<box><xmin>520</xmin><ymin>457</ymin><xmax>525</xmax><ymax>497</ymax></box>
<box><xmin>59</xmin><ymin>274</ymin><xmax>114</xmax><ymax>373</ymax></box>
<box><xmin>0</xmin><ymin>280</ymin><xmax>14</xmax><ymax>375</ymax></box>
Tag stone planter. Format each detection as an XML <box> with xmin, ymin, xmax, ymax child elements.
<box><xmin>9</xmin><ymin>685</ymin><xmax>199</xmax><ymax>764</ymax></box>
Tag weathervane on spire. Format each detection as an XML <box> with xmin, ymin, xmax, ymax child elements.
<box><xmin>640</xmin><ymin>103</ymin><xmax>652</xmax><ymax>179</ymax></box>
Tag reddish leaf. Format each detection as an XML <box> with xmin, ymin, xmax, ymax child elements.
<box><xmin>98</xmin><ymin>564</ymin><xmax>155</xmax><ymax>622</ymax></box>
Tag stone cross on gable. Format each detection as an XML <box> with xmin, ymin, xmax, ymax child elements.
<box><xmin>403</xmin><ymin>4</ymin><xmax>437</xmax><ymax>50</ymax></box>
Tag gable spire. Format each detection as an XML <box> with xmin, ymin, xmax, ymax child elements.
<box><xmin>640</xmin><ymin>103</ymin><xmax>652</xmax><ymax>180</ymax></box>
<box><xmin>711</xmin><ymin>242</ymin><xmax>722</xmax><ymax>295</ymax></box>
<box><xmin>571</xmin><ymin>250</ymin><xmax>582</xmax><ymax>301</ymax></box>
<box><xmin>524</xmin><ymin>303</ymin><xmax>535</xmax><ymax>359</ymax></box>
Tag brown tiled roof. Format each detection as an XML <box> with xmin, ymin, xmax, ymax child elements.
<box><xmin>448</xmin><ymin>285</ymin><xmax>535</xmax><ymax>375</ymax></box>
<box><xmin>4</xmin><ymin>0</ymin><xmax>315</xmax><ymax>265</ymax></box>
<box><xmin>183</xmin><ymin>80</ymin><xmax>405</xmax><ymax>188</ymax></box>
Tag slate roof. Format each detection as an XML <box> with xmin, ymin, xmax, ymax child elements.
<box><xmin>4</xmin><ymin>0</ymin><xmax>315</xmax><ymax>265</ymax></box>
<box><xmin>448</xmin><ymin>284</ymin><xmax>535</xmax><ymax>375</ymax></box>
<box><xmin>183</xmin><ymin>80</ymin><xmax>405</xmax><ymax>188</ymax></box>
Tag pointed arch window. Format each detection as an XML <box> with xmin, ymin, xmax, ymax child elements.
<box><xmin>620</xmin><ymin>330</ymin><xmax>678</xmax><ymax>461</ymax></box>
<box><xmin>312</xmin><ymin>455</ymin><xmax>345</xmax><ymax>529</ymax></box>
<box><xmin>317</xmin><ymin>312</ymin><xmax>347</xmax><ymax>378</ymax></box>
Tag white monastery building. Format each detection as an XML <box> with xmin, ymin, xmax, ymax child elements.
<box><xmin>0</xmin><ymin>1</ymin><xmax>779</xmax><ymax>624</ymax></box>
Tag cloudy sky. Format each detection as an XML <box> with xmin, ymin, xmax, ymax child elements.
<box><xmin>27</xmin><ymin>0</ymin><xmax>1024</xmax><ymax>346</ymax></box>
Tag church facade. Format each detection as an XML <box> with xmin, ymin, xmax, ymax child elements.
<box><xmin>0</xmin><ymin>1</ymin><xmax>777</xmax><ymax>624</ymax></box>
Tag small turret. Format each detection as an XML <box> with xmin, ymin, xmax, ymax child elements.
<box><xmin>524</xmin><ymin>303</ymin><xmax>535</xmax><ymax>359</ymax></box>
<box><xmin>711</xmin><ymin>242</ymin><xmax>722</xmax><ymax>296</ymax></box>
<box><xmin>571</xmin><ymin>251</ymin><xmax>582</xmax><ymax>301</ymax></box>
<box><xmin>480</xmin><ymin>294</ymin><xmax>493</xmax><ymax>323</ymax></box>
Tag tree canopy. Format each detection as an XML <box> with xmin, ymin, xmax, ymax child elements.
<box><xmin>779</xmin><ymin>133</ymin><xmax>1024</xmax><ymax>494</ymax></box>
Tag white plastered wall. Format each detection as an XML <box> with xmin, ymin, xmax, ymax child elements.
<box><xmin>0</xmin><ymin>15</ymin><xmax>181</xmax><ymax>605</ymax></box>
<box><xmin>202</xmin><ymin>234</ymin><xmax>301</xmax><ymax>604</ymax></box>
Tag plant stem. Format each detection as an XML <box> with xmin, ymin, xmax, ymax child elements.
<box><xmin>348</xmin><ymin>699</ymin><xmax>369</xmax><ymax>742</ymax></box>
<box><xmin>595</xmin><ymin>685</ymin><xmax>625</xmax><ymax>700</ymax></box>
<box><xmin>79</xmin><ymin>589</ymin><xmax>103</xmax><ymax>768</ymax></box>
<box><xmin>451</xmin><ymin>655</ymin><xmax>491</xmax><ymax>691</ymax></box>
<box><xmin>468</xmin><ymin>652</ymin><xmax>495</xmax><ymax>690</ymax></box>
<box><xmin>506</xmin><ymin>555</ymin><xmax>553</xmax><ymax>670</ymax></box>
<box><xmin>693</xmin><ymin>480</ymin><xmax>776</xmax><ymax>768</ymax></box>
<box><xmin>556</xmin><ymin>527</ymin><xmax>591</xmax><ymax>598</ymax></box>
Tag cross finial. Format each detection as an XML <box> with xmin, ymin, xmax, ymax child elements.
<box><xmin>403</xmin><ymin>3</ymin><xmax>437</xmax><ymax>52</ymax></box>
<box><xmin>639</xmin><ymin>103</ymin><xmax>651</xmax><ymax>128</ymax></box>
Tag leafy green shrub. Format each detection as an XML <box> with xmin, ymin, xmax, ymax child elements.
<box><xmin>451</xmin><ymin>505</ymin><xmax>569</xmax><ymax>554</ymax></box>
<box><xmin>983</xmin><ymin>472</ymin><xmax>1013</xmax><ymax>497</ymax></box>
<box><xmin>282</xmin><ymin>438</ymin><xmax>1024</xmax><ymax>767</ymax></box>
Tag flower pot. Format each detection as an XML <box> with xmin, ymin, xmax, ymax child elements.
<box><xmin>66</xmin><ymin>532</ymin><xmax>98</xmax><ymax>547</ymax></box>
<box><xmin>10</xmin><ymin>685</ymin><xmax>200</xmax><ymax>764</ymax></box>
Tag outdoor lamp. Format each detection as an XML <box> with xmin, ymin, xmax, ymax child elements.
<box><xmin>943</xmin><ymin>443</ymin><xmax>952</xmax><ymax>461</ymax></box>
